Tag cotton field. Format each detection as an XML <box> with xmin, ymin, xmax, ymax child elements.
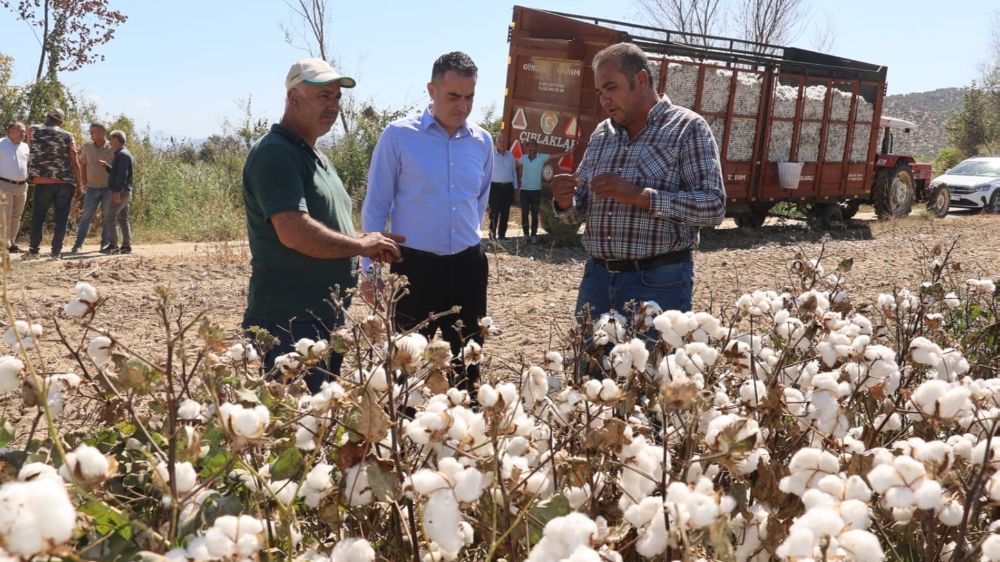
<box><xmin>0</xmin><ymin>245</ymin><xmax>998</xmax><ymax>561</ymax></box>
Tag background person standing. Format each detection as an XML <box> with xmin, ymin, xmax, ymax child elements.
<box><xmin>71</xmin><ymin>122</ymin><xmax>115</xmax><ymax>253</ymax></box>
<box><xmin>517</xmin><ymin>139</ymin><xmax>569</xmax><ymax>244</ymax></box>
<box><xmin>488</xmin><ymin>136</ymin><xmax>518</xmax><ymax>240</ymax></box>
<box><xmin>0</xmin><ymin>122</ymin><xmax>29</xmax><ymax>253</ymax></box>
<box><xmin>26</xmin><ymin>108</ymin><xmax>83</xmax><ymax>259</ymax></box>
<box><xmin>99</xmin><ymin>130</ymin><xmax>134</xmax><ymax>254</ymax></box>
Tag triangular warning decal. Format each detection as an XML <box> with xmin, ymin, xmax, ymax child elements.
<box><xmin>558</xmin><ymin>153</ymin><xmax>573</xmax><ymax>170</ymax></box>
<box><xmin>511</xmin><ymin>140</ymin><xmax>523</xmax><ymax>160</ymax></box>
<box><xmin>564</xmin><ymin>116</ymin><xmax>578</xmax><ymax>138</ymax></box>
<box><xmin>511</xmin><ymin>107</ymin><xmax>527</xmax><ymax>130</ymax></box>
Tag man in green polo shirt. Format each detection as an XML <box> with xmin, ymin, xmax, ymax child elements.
<box><xmin>243</xmin><ymin>58</ymin><xmax>404</xmax><ymax>392</ymax></box>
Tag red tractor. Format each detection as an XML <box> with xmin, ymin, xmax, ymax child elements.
<box><xmin>842</xmin><ymin>116</ymin><xmax>948</xmax><ymax>220</ymax></box>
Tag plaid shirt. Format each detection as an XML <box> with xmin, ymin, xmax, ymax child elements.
<box><xmin>561</xmin><ymin>97</ymin><xmax>726</xmax><ymax>260</ymax></box>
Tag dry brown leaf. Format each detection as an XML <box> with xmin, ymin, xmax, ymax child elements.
<box><xmin>357</xmin><ymin>390</ymin><xmax>390</xmax><ymax>443</ymax></box>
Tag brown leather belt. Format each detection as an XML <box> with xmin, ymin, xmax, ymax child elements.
<box><xmin>593</xmin><ymin>249</ymin><xmax>692</xmax><ymax>273</ymax></box>
<box><xmin>0</xmin><ymin>177</ymin><xmax>27</xmax><ymax>185</ymax></box>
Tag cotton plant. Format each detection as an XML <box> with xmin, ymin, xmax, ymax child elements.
<box><xmin>3</xmin><ymin>320</ymin><xmax>43</xmax><ymax>351</ymax></box>
<box><xmin>63</xmin><ymin>282</ymin><xmax>100</xmax><ymax>318</ymax></box>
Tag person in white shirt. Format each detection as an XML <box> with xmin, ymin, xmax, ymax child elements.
<box><xmin>488</xmin><ymin>136</ymin><xmax>518</xmax><ymax>240</ymax></box>
<box><xmin>0</xmin><ymin>122</ymin><xmax>30</xmax><ymax>252</ymax></box>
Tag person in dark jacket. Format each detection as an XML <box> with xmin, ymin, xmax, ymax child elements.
<box><xmin>26</xmin><ymin>108</ymin><xmax>83</xmax><ymax>258</ymax></box>
<box><xmin>98</xmin><ymin>129</ymin><xmax>134</xmax><ymax>254</ymax></box>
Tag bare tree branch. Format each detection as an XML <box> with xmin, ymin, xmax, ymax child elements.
<box><xmin>735</xmin><ymin>0</ymin><xmax>805</xmax><ymax>49</ymax></box>
<box><xmin>635</xmin><ymin>0</ymin><xmax>724</xmax><ymax>45</ymax></box>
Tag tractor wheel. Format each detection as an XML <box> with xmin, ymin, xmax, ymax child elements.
<box><xmin>806</xmin><ymin>203</ymin><xmax>845</xmax><ymax>230</ymax></box>
<box><xmin>926</xmin><ymin>186</ymin><xmax>951</xmax><ymax>218</ymax></box>
<box><xmin>988</xmin><ymin>191</ymin><xmax>1000</xmax><ymax>214</ymax></box>
<box><xmin>872</xmin><ymin>163</ymin><xmax>915</xmax><ymax>219</ymax></box>
<box><xmin>839</xmin><ymin>199</ymin><xmax>862</xmax><ymax>220</ymax></box>
<box><xmin>733</xmin><ymin>203</ymin><xmax>773</xmax><ymax>229</ymax></box>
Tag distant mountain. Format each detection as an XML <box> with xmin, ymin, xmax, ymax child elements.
<box><xmin>881</xmin><ymin>87</ymin><xmax>964</xmax><ymax>160</ymax></box>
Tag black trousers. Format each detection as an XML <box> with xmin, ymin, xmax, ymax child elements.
<box><xmin>29</xmin><ymin>183</ymin><xmax>74</xmax><ymax>254</ymax></box>
<box><xmin>391</xmin><ymin>244</ymin><xmax>488</xmax><ymax>388</ymax></box>
<box><xmin>520</xmin><ymin>190</ymin><xmax>542</xmax><ymax>237</ymax></box>
<box><xmin>488</xmin><ymin>182</ymin><xmax>515</xmax><ymax>239</ymax></box>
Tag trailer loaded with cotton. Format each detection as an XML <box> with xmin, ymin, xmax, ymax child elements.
<box><xmin>501</xmin><ymin>6</ymin><xmax>948</xmax><ymax>229</ymax></box>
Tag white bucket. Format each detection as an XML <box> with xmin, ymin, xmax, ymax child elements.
<box><xmin>777</xmin><ymin>162</ymin><xmax>804</xmax><ymax>190</ymax></box>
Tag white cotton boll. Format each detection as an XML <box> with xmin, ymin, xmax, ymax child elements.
<box><xmin>635</xmin><ymin>511</ymin><xmax>669</xmax><ymax>557</ymax></box>
<box><xmin>63</xmin><ymin>300</ymin><xmax>89</xmax><ymax>318</ymax></box>
<box><xmin>17</xmin><ymin>463</ymin><xmax>58</xmax><ymax>482</ymax></box>
<box><xmin>844</xmin><ymin>476</ymin><xmax>871</xmax><ymax>502</ymax></box>
<box><xmin>836</xmin><ymin>529</ymin><xmax>884</xmax><ymax>562</ymax></box>
<box><xmin>461</xmin><ymin>341</ymin><xmax>482</xmax><ymax>366</ymax></box>
<box><xmin>219</xmin><ymin>403</ymin><xmax>270</xmax><ymax>440</ymax></box>
<box><xmin>60</xmin><ymin>444</ymin><xmax>111</xmax><ymax>484</ymax></box>
<box><xmin>968</xmin><ymin>278</ymin><xmax>997</xmax><ymax>294</ymax></box>
<box><xmin>815</xmin><ymin>475</ymin><xmax>844</xmax><ymax>499</ymax></box>
<box><xmin>300</xmin><ymin>463</ymin><xmax>334</xmax><ymax>508</ymax></box>
<box><xmin>599</xmin><ymin>379</ymin><xmax>621</xmax><ymax>402</ymax></box>
<box><xmin>893</xmin><ymin>456</ymin><xmax>927</xmax><ymax>485</ymax></box>
<box><xmin>522</xmin><ymin>366</ymin><xmax>549</xmax><ymax>405</ymax></box>
<box><xmin>477</xmin><ymin>384</ymin><xmax>499</xmax><ymax>408</ymax></box>
<box><xmin>884</xmin><ymin>487</ymin><xmax>915</xmax><ymax>509</ymax></box>
<box><xmin>938</xmin><ymin>500</ymin><xmax>964</xmax><ymax>527</ymax></box>
<box><xmin>0</xmin><ymin>356</ymin><xmax>23</xmax><ymax>392</ymax></box>
<box><xmin>423</xmin><ymin>492</ymin><xmax>465</xmax><ymax>558</ymax></box>
<box><xmin>3</xmin><ymin>321</ymin><xmax>42</xmax><ymax>351</ymax></box>
<box><xmin>268</xmin><ymin>479</ymin><xmax>297</xmax><ymax>506</ymax></box>
<box><xmin>943</xmin><ymin>292</ymin><xmax>961</xmax><ymax>309</ymax></box>
<box><xmin>914</xmin><ymin>480</ymin><xmax>943</xmax><ymax>510</ymax></box>
<box><xmin>840</xmin><ymin>499</ymin><xmax>871</xmax><ymax>530</ymax></box>
<box><xmin>795</xmin><ymin>507</ymin><xmax>844</xmax><ymax>540</ymax></box>
<box><xmin>177</xmin><ymin>399</ymin><xmax>202</xmax><ymax>421</ymax></box>
<box><xmin>156</xmin><ymin>461</ymin><xmax>198</xmax><ymax>496</ymax></box>
<box><xmin>544</xmin><ymin>351</ymin><xmax>564</xmax><ymax>372</ymax></box>
<box><xmin>497</xmin><ymin>382</ymin><xmax>518</xmax><ymax>406</ymax></box>
<box><xmin>739</xmin><ymin>379</ymin><xmax>767</xmax><ymax>406</ymax></box>
<box><xmin>865</xmin><ymin>464</ymin><xmax>902</xmax><ymax>494</ymax></box>
<box><xmin>453</xmin><ymin>467</ymin><xmax>488</xmax><ymax>503</ymax></box>
<box><xmin>0</xmin><ymin>479</ymin><xmax>77</xmax><ymax>557</ymax></box>
<box><xmin>410</xmin><ymin>469</ymin><xmax>450</xmax><ymax>496</ymax></box>
<box><xmin>328</xmin><ymin>538</ymin><xmax>375</xmax><ymax>562</ymax></box>
<box><xmin>74</xmin><ymin>282</ymin><xmax>98</xmax><ymax>302</ymax></box>
<box><xmin>584</xmin><ymin>379</ymin><xmax>602</xmax><ymax>400</ymax></box>
<box><xmin>87</xmin><ymin>335</ymin><xmax>114</xmax><ymax>366</ymax></box>
<box><xmin>391</xmin><ymin>333</ymin><xmax>428</xmax><ymax>370</ymax></box>
<box><xmin>526</xmin><ymin>512</ymin><xmax>599</xmax><ymax>562</ymax></box>
<box><xmin>344</xmin><ymin>464</ymin><xmax>373</xmax><ymax>506</ymax></box>
<box><xmin>982</xmin><ymin>535</ymin><xmax>1000</xmax><ymax>561</ymax></box>
<box><xmin>686</xmin><ymin>492</ymin><xmax>721</xmax><ymax>528</ymax></box>
<box><xmin>778</xmin><ymin>527</ymin><xmax>816</xmax><ymax>559</ymax></box>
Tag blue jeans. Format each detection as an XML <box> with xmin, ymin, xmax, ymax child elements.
<box><xmin>242</xmin><ymin>315</ymin><xmax>344</xmax><ymax>394</ymax></box>
<box><xmin>73</xmin><ymin>187</ymin><xmax>114</xmax><ymax>248</ymax></box>
<box><xmin>28</xmin><ymin>183</ymin><xmax>74</xmax><ymax>254</ymax></box>
<box><xmin>575</xmin><ymin>257</ymin><xmax>694</xmax><ymax>320</ymax></box>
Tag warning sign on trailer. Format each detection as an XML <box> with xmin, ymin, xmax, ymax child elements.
<box><xmin>512</xmin><ymin>108</ymin><xmax>527</xmax><ymax>130</ymax></box>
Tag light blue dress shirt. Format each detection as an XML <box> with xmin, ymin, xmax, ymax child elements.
<box><xmin>491</xmin><ymin>149</ymin><xmax>519</xmax><ymax>188</ymax></box>
<box><xmin>361</xmin><ymin>106</ymin><xmax>493</xmax><ymax>271</ymax></box>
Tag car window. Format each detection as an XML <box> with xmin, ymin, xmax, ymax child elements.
<box><xmin>950</xmin><ymin>159</ymin><xmax>1000</xmax><ymax>177</ymax></box>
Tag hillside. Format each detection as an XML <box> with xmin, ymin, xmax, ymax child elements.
<box><xmin>881</xmin><ymin>87</ymin><xmax>964</xmax><ymax>160</ymax></box>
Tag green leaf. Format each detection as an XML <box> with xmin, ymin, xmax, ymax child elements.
<box><xmin>367</xmin><ymin>462</ymin><xmax>399</xmax><ymax>502</ymax></box>
<box><xmin>235</xmin><ymin>388</ymin><xmax>262</xmax><ymax>405</ymax></box>
<box><xmin>80</xmin><ymin>500</ymin><xmax>133</xmax><ymax>540</ymax></box>
<box><xmin>199</xmin><ymin>449</ymin><xmax>230</xmax><ymax>477</ymax></box>
<box><xmin>0</xmin><ymin>419</ymin><xmax>14</xmax><ymax>448</ymax></box>
<box><xmin>527</xmin><ymin>494</ymin><xmax>571</xmax><ymax>544</ymax></box>
<box><xmin>271</xmin><ymin>445</ymin><xmax>304</xmax><ymax>481</ymax></box>
<box><xmin>837</xmin><ymin>257</ymin><xmax>854</xmax><ymax>272</ymax></box>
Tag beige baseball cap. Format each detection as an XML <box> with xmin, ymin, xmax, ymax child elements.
<box><xmin>285</xmin><ymin>58</ymin><xmax>356</xmax><ymax>90</ymax></box>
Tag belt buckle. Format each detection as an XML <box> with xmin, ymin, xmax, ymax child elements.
<box><xmin>604</xmin><ymin>259</ymin><xmax>629</xmax><ymax>273</ymax></box>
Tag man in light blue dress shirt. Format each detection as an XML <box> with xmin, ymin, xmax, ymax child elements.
<box><xmin>362</xmin><ymin>51</ymin><xmax>493</xmax><ymax>390</ymax></box>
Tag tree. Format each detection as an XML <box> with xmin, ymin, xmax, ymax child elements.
<box><xmin>2</xmin><ymin>0</ymin><xmax>127</xmax><ymax>82</ymax></box>
<box><xmin>735</xmin><ymin>0</ymin><xmax>805</xmax><ymax>49</ymax></box>
<box><xmin>634</xmin><ymin>0</ymin><xmax>724</xmax><ymax>44</ymax></box>
<box><xmin>280</xmin><ymin>0</ymin><xmax>353</xmax><ymax>135</ymax></box>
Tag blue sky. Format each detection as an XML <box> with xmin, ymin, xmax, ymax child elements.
<box><xmin>1</xmin><ymin>1</ymin><xmax>996</xmax><ymax>140</ymax></box>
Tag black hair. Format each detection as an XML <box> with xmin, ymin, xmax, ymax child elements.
<box><xmin>592</xmin><ymin>43</ymin><xmax>654</xmax><ymax>90</ymax></box>
<box><xmin>431</xmin><ymin>51</ymin><xmax>478</xmax><ymax>82</ymax></box>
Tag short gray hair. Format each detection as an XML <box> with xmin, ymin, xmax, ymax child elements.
<box><xmin>592</xmin><ymin>43</ymin><xmax>654</xmax><ymax>90</ymax></box>
<box><xmin>109</xmin><ymin>130</ymin><xmax>127</xmax><ymax>144</ymax></box>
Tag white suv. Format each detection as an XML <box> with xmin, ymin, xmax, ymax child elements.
<box><xmin>930</xmin><ymin>157</ymin><xmax>1000</xmax><ymax>213</ymax></box>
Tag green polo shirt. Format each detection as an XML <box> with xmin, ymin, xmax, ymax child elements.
<box><xmin>242</xmin><ymin>123</ymin><xmax>357</xmax><ymax>322</ymax></box>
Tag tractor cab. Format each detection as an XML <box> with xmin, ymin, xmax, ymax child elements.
<box><xmin>879</xmin><ymin>116</ymin><xmax>917</xmax><ymax>156</ymax></box>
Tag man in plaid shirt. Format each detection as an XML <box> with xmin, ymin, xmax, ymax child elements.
<box><xmin>553</xmin><ymin>42</ymin><xmax>726</xmax><ymax>318</ymax></box>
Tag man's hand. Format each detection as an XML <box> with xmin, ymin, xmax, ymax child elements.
<box><xmin>357</xmin><ymin>232</ymin><xmax>405</xmax><ymax>263</ymax></box>
<box><xmin>550</xmin><ymin>173</ymin><xmax>579</xmax><ymax>210</ymax></box>
<box><xmin>592</xmin><ymin>173</ymin><xmax>651</xmax><ymax>209</ymax></box>
<box><xmin>98</xmin><ymin>160</ymin><xmax>109</xmax><ymax>167</ymax></box>
<box><xmin>112</xmin><ymin>192</ymin><xmax>122</xmax><ymax>205</ymax></box>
